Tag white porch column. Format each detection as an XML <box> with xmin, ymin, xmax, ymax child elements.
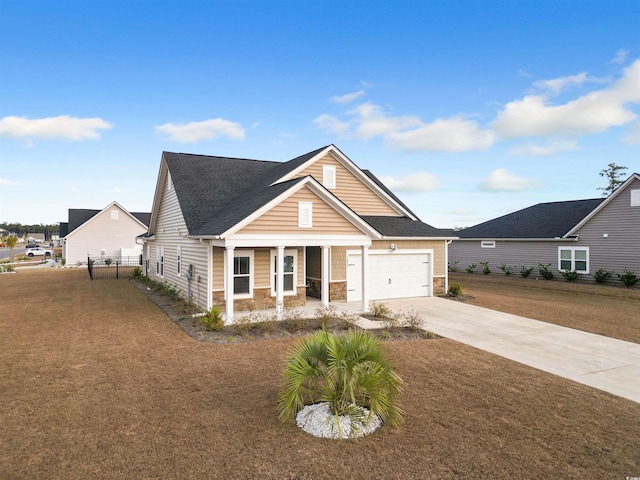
<box><xmin>276</xmin><ymin>246</ymin><xmax>285</xmax><ymax>320</ymax></box>
<box><xmin>321</xmin><ymin>245</ymin><xmax>330</xmax><ymax>307</ymax></box>
<box><xmin>361</xmin><ymin>245</ymin><xmax>369</xmax><ymax>312</ymax></box>
<box><xmin>225</xmin><ymin>246</ymin><xmax>235</xmax><ymax>322</ymax></box>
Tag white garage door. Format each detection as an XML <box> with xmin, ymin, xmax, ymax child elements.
<box><xmin>346</xmin><ymin>251</ymin><xmax>431</xmax><ymax>302</ymax></box>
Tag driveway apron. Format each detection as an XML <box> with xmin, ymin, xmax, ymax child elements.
<box><xmin>379</xmin><ymin>297</ymin><xmax>640</xmax><ymax>404</ymax></box>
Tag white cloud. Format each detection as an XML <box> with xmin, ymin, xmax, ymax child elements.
<box><xmin>155</xmin><ymin>118</ymin><xmax>245</xmax><ymax>142</ymax></box>
<box><xmin>379</xmin><ymin>172</ymin><xmax>440</xmax><ymax>192</ymax></box>
<box><xmin>493</xmin><ymin>60</ymin><xmax>640</xmax><ymax>138</ymax></box>
<box><xmin>330</xmin><ymin>90</ymin><xmax>366</xmax><ymax>104</ymax></box>
<box><xmin>0</xmin><ymin>115</ymin><xmax>111</xmax><ymax>141</ymax></box>
<box><xmin>623</xmin><ymin>121</ymin><xmax>640</xmax><ymax>144</ymax></box>
<box><xmin>508</xmin><ymin>139</ymin><xmax>578</xmax><ymax>156</ymax></box>
<box><xmin>0</xmin><ymin>177</ymin><xmax>24</xmax><ymax>187</ymax></box>
<box><xmin>533</xmin><ymin>72</ymin><xmax>589</xmax><ymax>95</ymax></box>
<box><xmin>479</xmin><ymin>169</ymin><xmax>541</xmax><ymax>192</ymax></box>
<box><xmin>313</xmin><ymin>114</ymin><xmax>350</xmax><ymax>136</ymax></box>
<box><xmin>611</xmin><ymin>48</ymin><xmax>629</xmax><ymax>64</ymax></box>
<box><xmin>315</xmin><ymin>101</ymin><xmax>495</xmax><ymax>152</ymax></box>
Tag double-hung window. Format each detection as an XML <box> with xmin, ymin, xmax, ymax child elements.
<box><xmin>271</xmin><ymin>249</ymin><xmax>296</xmax><ymax>296</ymax></box>
<box><xmin>156</xmin><ymin>247</ymin><xmax>164</xmax><ymax>277</ymax></box>
<box><xmin>233</xmin><ymin>252</ymin><xmax>253</xmax><ymax>297</ymax></box>
<box><xmin>558</xmin><ymin>247</ymin><xmax>589</xmax><ymax>273</ymax></box>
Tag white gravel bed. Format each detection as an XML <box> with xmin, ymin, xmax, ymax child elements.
<box><xmin>295</xmin><ymin>403</ymin><xmax>382</xmax><ymax>439</ymax></box>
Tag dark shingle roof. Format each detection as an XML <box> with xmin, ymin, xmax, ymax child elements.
<box><xmin>65</xmin><ymin>207</ymin><xmax>150</xmax><ymax>235</ymax></box>
<box><xmin>163</xmin><ymin>146</ymin><xmax>440</xmax><ymax>238</ymax></box>
<box><xmin>456</xmin><ymin>198</ymin><xmax>605</xmax><ymax>239</ymax></box>
<box><xmin>362</xmin><ymin>216</ymin><xmax>452</xmax><ymax>237</ymax></box>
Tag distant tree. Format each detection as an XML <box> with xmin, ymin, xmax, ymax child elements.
<box><xmin>598</xmin><ymin>163</ymin><xmax>628</xmax><ymax>196</ymax></box>
<box><xmin>5</xmin><ymin>235</ymin><xmax>17</xmax><ymax>262</ymax></box>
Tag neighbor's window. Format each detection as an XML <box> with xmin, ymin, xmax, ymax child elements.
<box><xmin>298</xmin><ymin>202</ymin><xmax>312</xmax><ymax>228</ymax></box>
<box><xmin>631</xmin><ymin>189</ymin><xmax>640</xmax><ymax>206</ymax></box>
<box><xmin>271</xmin><ymin>249</ymin><xmax>296</xmax><ymax>296</ymax></box>
<box><xmin>156</xmin><ymin>247</ymin><xmax>164</xmax><ymax>277</ymax></box>
<box><xmin>481</xmin><ymin>241</ymin><xmax>495</xmax><ymax>248</ymax></box>
<box><xmin>176</xmin><ymin>246</ymin><xmax>182</xmax><ymax>276</ymax></box>
<box><xmin>559</xmin><ymin>247</ymin><xmax>589</xmax><ymax>273</ymax></box>
<box><xmin>322</xmin><ymin>165</ymin><xmax>336</xmax><ymax>189</ymax></box>
<box><xmin>233</xmin><ymin>253</ymin><xmax>253</xmax><ymax>296</ymax></box>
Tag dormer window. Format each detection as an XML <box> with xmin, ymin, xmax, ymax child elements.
<box><xmin>322</xmin><ymin>165</ymin><xmax>336</xmax><ymax>189</ymax></box>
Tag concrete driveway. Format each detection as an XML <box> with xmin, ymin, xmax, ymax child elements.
<box><xmin>366</xmin><ymin>297</ymin><xmax>640</xmax><ymax>404</ymax></box>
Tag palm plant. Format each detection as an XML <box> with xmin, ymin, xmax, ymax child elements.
<box><xmin>278</xmin><ymin>327</ymin><xmax>404</xmax><ymax>435</ymax></box>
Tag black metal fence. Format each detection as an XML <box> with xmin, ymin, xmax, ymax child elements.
<box><xmin>87</xmin><ymin>255</ymin><xmax>142</xmax><ymax>280</ymax></box>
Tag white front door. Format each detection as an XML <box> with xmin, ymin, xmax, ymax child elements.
<box><xmin>347</xmin><ymin>251</ymin><xmax>432</xmax><ymax>302</ymax></box>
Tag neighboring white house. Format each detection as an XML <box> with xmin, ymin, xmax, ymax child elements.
<box><xmin>61</xmin><ymin>202</ymin><xmax>151</xmax><ymax>265</ymax></box>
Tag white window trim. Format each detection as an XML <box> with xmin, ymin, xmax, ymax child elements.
<box><xmin>270</xmin><ymin>248</ymin><xmax>298</xmax><ymax>296</ymax></box>
<box><xmin>558</xmin><ymin>246</ymin><xmax>589</xmax><ymax>273</ymax></box>
<box><xmin>322</xmin><ymin>165</ymin><xmax>336</xmax><ymax>189</ymax></box>
<box><xmin>233</xmin><ymin>250</ymin><xmax>254</xmax><ymax>299</ymax></box>
<box><xmin>176</xmin><ymin>245</ymin><xmax>182</xmax><ymax>276</ymax></box>
<box><xmin>298</xmin><ymin>202</ymin><xmax>312</xmax><ymax>228</ymax></box>
<box><xmin>481</xmin><ymin>240</ymin><xmax>495</xmax><ymax>248</ymax></box>
<box><xmin>156</xmin><ymin>247</ymin><xmax>164</xmax><ymax>278</ymax></box>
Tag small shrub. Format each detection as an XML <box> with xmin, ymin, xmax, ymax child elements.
<box><xmin>448</xmin><ymin>260</ymin><xmax>459</xmax><ymax>272</ymax></box>
<box><xmin>253</xmin><ymin>318</ymin><xmax>276</xmax><ymax>334</ymax></box>
<box><xmin>132</xmin><ymin>266</ymin><xmax>143</xmax><ymax>279</ymax></box>
<box><xmin>281</xmin><ymin>308</ymin><xmax>307</xmax><ymax>333</ymax></box>
<box><xmin>466</xmin><ymin>263</ymin><xmax>477</xmax><ymax>273</ymax></box>
<box><xmin>617</xmin><ymin>269</ymin><xmax>639</xmax><ymax>288</ymax></box>
<box><xmin>448</xmin><ymin>282</ymin><xmax>462</xmax><ymax>297</ymax></box>
<box><xmin>520</xmin><ymin>266</ymin><xmax>534</xmax><ymax>278</ymax></box>
<box><xmin>378</xmin><ymin>330</ymin><xmax>392</xmax><ymax>340</ymax></box>
<box><xmin>538</xmin><ymin>263</ymin><xmax>554</xmax><ymax>280</ymax></box>
<box><xmin>232</xmin><ymin>315</ymin><xmax>253</xmax><ymax>335</ymax></box>
<box><xmin>479</xmin><ymin>261</ymin><xmax>491</xmax><ymax>275</ymax></box>
<box><xmin>314</xmin><ymin>304</ymin><xmax>338</xmax><ymax>325</ymax></box>
<box><xmin>560</xmin><ymin>269</ymin><xmax>579</xmax><ymax>282</ymax></box>
<box><xmin>337</xmin><ymin>311</ymin><xmax>358</xmax><ymax>330</ymax></box>
<box><xmin>201</xmin><ymin>306</ymin><xmax>224</xmax><ymax>331</ymax></box>
<box><xmin>499</xmin><ymin>263</ymin><xmax>513</xmax><ymax>276</ymax></box>
<box><xmin>402</xmin><ymin>309</ymin><xmax>423</xmax><ymax>329</ymax></box>
<box><xmin>421</xmin><ymin>331</ymin><xmax>437</xmax><ymax>339</ymax></box>
<box><xmin>383</xmin><ymin>313</ymin><xmax>402</xmax><ymax>329</ymax></box>
<box><xmin>592</xmin><ymin>268</ymin><xmax>612</xmax><ymax>284</ymax></box>
<box><xmin>370</xmin><ymin>301</ymin><xmax>391</xmax><ymax>318</ymax></box>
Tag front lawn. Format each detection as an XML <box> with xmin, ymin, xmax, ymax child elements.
<box><xmin>1</xmin><ymin>269</ymin><xmax>638</xmax><ymax>479</ymax></box>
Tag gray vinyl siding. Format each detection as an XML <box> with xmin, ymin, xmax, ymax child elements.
<box><xmin>449</xmin><ymin>240</ymin><xmax>567</xmax><ymax>275</ymax></box>
<box><xmin>572</xmin><ymin>177</ymin><xmax>640</xmax><ymax>275</ymax></box>
<box><xmin>146</xmin><ymin>174</ymin><xmax>210</xmax><ymax>310</ymax></box>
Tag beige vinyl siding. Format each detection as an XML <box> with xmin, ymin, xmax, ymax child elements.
<box><xmin>331</xmin><ymin>246</ymin><xmax>347</xmax><ymax>281</ymax></box>
<box><xmin>371</xmin><ymin>240</ymin><xmax>447</xmax><ymax>276</ymax></box>
<box><xmin>237</xmin><ymin>186</ymin><xmax>363</xmax><ymax>235</ymax></box>
<box><xmin>212</xmin><ymin>247</ymin><xmax>224</xmax><ymax>290</ymax></box>
<box><xmin>65</xmin><ymin>204</ymin><xmax>147</xmax><ymax>265</ymax></box>
<box><xmin>295</xmin><ymin>153</ymin><xmax>398</xmax><ymax>216</ymax></box>
<box><xmin>147</xmin><ymin>173</ymin><xmax>209</xmax><ymax>309</ymax></box>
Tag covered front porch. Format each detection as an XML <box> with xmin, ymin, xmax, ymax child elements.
<box><xmin>207</xmin><ymin>236</ymin><xmax>373</xmax><ymax>322</ymax></box>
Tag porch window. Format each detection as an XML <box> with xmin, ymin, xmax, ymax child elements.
<box><xmin>234</xmin><ymin>255</ymin><xmax>252</xmax><ymax>295</ymax></box>
<box><xmin>271</xmin><ymin>249</ymin><xmax>296</xmax><ymax>296</ymax></box>
<box><xmin>559</xmin><ymin>247</ymin><xmax>589</xmax><ymax>273</ymax></box>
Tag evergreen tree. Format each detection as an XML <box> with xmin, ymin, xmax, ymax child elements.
<box><xmin>597</xmin><ymin>163</ymin><xmax>628</xmax><ymax>196</ymax></box>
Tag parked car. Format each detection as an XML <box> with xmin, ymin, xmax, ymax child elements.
<box><xmin>26</xmin><ymin>248</ymin><xmax>53</xmax><ymax>257</ymax></box>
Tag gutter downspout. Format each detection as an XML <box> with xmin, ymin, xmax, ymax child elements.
<box><xmin>445</xmin><ymin>240</ymin><xmax>453</xmax><ymax>293</ymax></box>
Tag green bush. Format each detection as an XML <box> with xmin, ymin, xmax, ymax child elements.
<box><xmin>201</xmin><ymin>306</ymin><xmax>224</xmax><ymax>331</ymax></box>
<box><xmin>448</xmin><ymin>282</ymin><xmax>462</xmax><ymax>297</ymax></box>
<box><xmin>617</xmin><ymin>270</ymin><xmax>639</xmax><ymax>288</ymax></box>
<box><xmin>448</xmin><ymin>261</ymin><xmax>459</xmax><ymax>272</ymax></box>
<box><xmin>479</xmin><ymin>261</ymin><xmax>491</xmax><ymax>275</ymax></box>
<box><xmin>592</xmin><ymin>268</ymin><xmax>612</xmax><ymax>283</ymax></box>
<box><xmin>132</xmin><ymin>266</ymin><xmax>143</xmax><ymax>279</ymax></box>
<box><xmin>466</xmin><ymin>263</ymin><xmax>477</xmax><ymax>273</ymax></box>
<box><xmin>278</xmin><ymin>327</ymin><xmax>405</xmax><ymax>434</ymax></box>
<box><xmin>499</xmin><ymin>263</ymin><xmax>513</xmax><ymax>275</ymax></box>
<box><xmin>560</xmin><ymin>269</ymin><xmax>579</xmax><ymax>282</ymax></box>
<box><xmin>538</xmin><ymin>263</ymin><xmax>554</xmax><ymax>280</ymax></box>
<box><xmin>520</xmin><ymin>266</ymin><xmax>534</xmax><ymax>278</ymax></box>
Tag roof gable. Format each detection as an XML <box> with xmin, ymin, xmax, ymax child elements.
<box><xmin>65</xmin><ymin>202</ymin><xmax>150</xmax><ymax>237</ymax></box>
<box><xmin>457</xmin><ymin>198</ymin><xmax>605</xmax><ymax>239</ymax></box>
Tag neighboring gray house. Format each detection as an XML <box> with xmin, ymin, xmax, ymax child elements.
<box><xmin>449</xmin><ymin>173</ymin><xmax>640</xmax><ymax>280</ymax></box>
<box><xmin>61</xmin><ymin>202</ymin><xmax>151</xmax><ymax>265</ymax></box>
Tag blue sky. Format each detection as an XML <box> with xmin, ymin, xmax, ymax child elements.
<box><xmin>1</xmin><ymin>0</ymin><xmax>639</xmax><ymax>228</ymax></box>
